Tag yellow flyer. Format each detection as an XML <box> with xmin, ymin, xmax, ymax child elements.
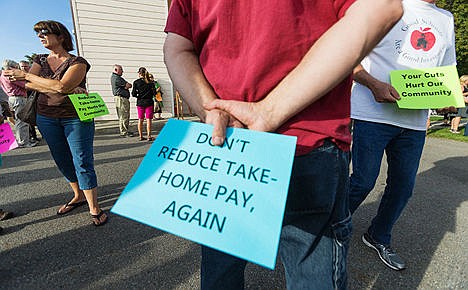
<box><xmin>390</xmin><ymin>66</ymin><xmax>464</xmax><ymax>109</ymax></box>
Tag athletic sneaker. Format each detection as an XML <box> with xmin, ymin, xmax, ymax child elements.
<box><xmin>120</xmin><ymin>132</ymin><xmax>135</xmax><ymax>138</ymax></box>
<box><xmin>18</xmin><ymin>141</ymin><xmax>38</xmax><ymax>148</ymax></box>
<box><xmin>362</xmin><ymin>232</ymin><xmax>406</xmax><ymax>271</ymax></box>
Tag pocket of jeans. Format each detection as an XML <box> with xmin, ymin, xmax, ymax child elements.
<box><xmin>284</xmin><ymin>141</ymin><xmax>341</xmax><ymax>215</ymax></box>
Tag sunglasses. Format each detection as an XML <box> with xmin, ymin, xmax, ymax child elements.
<box><xmin>36</xmin><ymin>29</ymin><xmax>51</xmax><ymax>36</ymax></box>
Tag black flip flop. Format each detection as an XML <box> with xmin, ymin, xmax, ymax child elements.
<box><xmin>91</xmin><ymin>210</ymin><xmax>108</xmax><ymax>227</ymax></box>
<box><xmin>57</xmin><ymin>200</ymin><xmax>87</xmax><ymax>215</ymax></box>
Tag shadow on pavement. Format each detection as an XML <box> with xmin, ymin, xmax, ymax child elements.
<box><xmin>348</xmin><ymin>156</ymin><xmax>467</xmax><ymax>289</ymax></box>
<box><xmin>0</xmin><ymin>121</ymin><xmax>465</xmax><ymax>289</ymax></box>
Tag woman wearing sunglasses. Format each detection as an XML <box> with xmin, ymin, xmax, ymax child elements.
<box><xmin>4</xmin><ymin>20</ymin><xmax>107</xmax><ymax>226</ymax></box>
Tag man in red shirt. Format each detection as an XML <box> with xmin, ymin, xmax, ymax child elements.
<box><xmin>164</xmin><ymin>0</ymin><xmax>402</xmax><ymax>289</ymax></box>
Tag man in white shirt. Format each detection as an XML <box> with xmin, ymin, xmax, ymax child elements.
<box><xmin>349</xmin><ymin>0</ymin><xmax>456</xmax><ymax>271</ymax></box>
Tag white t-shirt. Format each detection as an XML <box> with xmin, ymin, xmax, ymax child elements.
<box><xmin>351</xmin><ymin>0</ymin><xmax>457</xmax><ymax>131</ymax></box>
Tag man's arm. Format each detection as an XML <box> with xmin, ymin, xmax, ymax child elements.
<box><xmin>207</xmin><ymin>0</ymin><xmax>403</xmax><ymax>132</ymax></box>
<box><xmin>115</xmin><ymin>76</ymin><xmax>132</xmax><ymax>90</ymax></box>
<box><xmin>353</xmin><ymin>64</ymin><xmax>400</xmax><ymax>103</ymax></box>
<box><xmin>164</xmin><ymin>33</ymin><xmax>243</xmax><ymax>145</ymax></box>
<box><xmin>131</xmin><ymin>81</ymin><xmax>138</xmax><ymax>98</ymax></box>
<box><xmin>163</xmin><ymin>33</ymin><xmax>216</xmax><ymax>121</ymax></box>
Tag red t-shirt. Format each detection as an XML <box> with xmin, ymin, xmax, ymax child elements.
<box><xmin>165</xmin><ymin>0</ymin><xmax>355</xmax><ymax>155</ymax></box>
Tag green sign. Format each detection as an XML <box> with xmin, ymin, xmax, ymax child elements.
<box><xmin>390</xmin><ymin>66</ymin><xmax>464</xmax><ymax>109</ymax></box>
<box><xmin>68</xmin><ymin>93</ymin><xmax>109</xmax><ymax>121</ymax></box>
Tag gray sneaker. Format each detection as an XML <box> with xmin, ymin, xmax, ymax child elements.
<box><xmin>18</xmin><ymin>141</ymin><xmax>37</xmax><ymax>148</ymax></box>
<box><xmin>362</xmin><ymin>232</ymin><xmax>406</xmax><ymax>271</ymax></box>
<box><xmin>120</xmin><ymin>132</ymin><xmax>134</xmax><ymax>138</ymax></box>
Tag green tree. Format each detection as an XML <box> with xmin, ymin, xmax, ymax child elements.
<box><xmin>437</xmin><ymin>0</ymin><xmax>468</xmax><ymax>75</ymax></box>
<box><xmin>23</xmin><ymin>53</ymin><xmax>37</xmax><ymax>64</ymax></box>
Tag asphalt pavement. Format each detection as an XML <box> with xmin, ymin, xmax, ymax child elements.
<box><xmin>0</xmin><ymin>118</ymin><xmax>467</xmax><ymax>289</ymax></box>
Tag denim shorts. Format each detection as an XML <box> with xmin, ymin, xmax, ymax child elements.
<box><xmin>36</xmin><ymin>114</ymin><xmax>97</xmax><ymax>190</ymax></box>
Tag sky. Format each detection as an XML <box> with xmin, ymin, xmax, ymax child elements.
<box><xmin>0</xmin><ymin>0</ymin><xmax>75</xmax><ymax>63</ymax></box>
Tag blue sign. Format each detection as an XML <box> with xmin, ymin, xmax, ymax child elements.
<box><xmin>111</xmin><ymin>119</ymin><xmax>296</xmax><ymax>269</ymax></box>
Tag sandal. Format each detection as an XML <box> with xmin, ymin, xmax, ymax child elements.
<box><xmin>139</xmin><ymin>137</ymin><xmax>147</xmax><ymax>141</ymax></box>
<box><xmin>147</xmin><ymin>136</ymin><xmax>155</xmax><ymax>141</ymax></box>
<box><xmin>57</xmin><ymin>200</ymin><xmax>87</xmax><ymax>215</ymax></box>
<box><xmin>0</xmin><ymin>209</ymin><xmax>14</xmax><ymax>221</ymax></box>
<box><xmin>91</xmin><ymin>210</ymin><xmax>108</xmax><ymax>227</ymax></box>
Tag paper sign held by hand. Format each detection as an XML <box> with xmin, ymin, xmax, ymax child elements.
<box><xmin>390</xmin><ymin>66</ymin><xmax>464</xmax><ymax>109</ymax></box>
<box><xmin>0</xmin><ymin>123</ymin><xmax>18</xmax><ymax>153</ymax></box>
<box><xmin>68</xmin><ymin>93</ymin><xmax>109</xmax><ymax>121</ymax></box>
<box><xmin>111</xmin><ymin>119</ymin><xmax>297</xmax><ymax>269</ymax></box>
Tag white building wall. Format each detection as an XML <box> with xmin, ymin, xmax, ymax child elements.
<box><xmin>69</xmin><ymin>0</ymin><xmax>174</xmax><ymax>120</ymax></box>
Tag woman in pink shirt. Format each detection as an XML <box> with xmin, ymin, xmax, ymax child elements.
<box><xmin>0</xmin><ymin>60</ymin><xmax>36</xmax><ymax>147</ymax></box>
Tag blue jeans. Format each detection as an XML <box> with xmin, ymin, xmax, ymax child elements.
<box><xmin>201</xmin><ymin>140</ymin><xmax>352</xmax><ymax>290</ymax></box>
<box><xmin>349</xmin><ymin>120</ymin><xmax>426</xmax><ymax>245</ymax></box>
<box><xmin>36</xmin><ymin>114</ymin><xmax>97</xmax><ymax>190</ymax></box>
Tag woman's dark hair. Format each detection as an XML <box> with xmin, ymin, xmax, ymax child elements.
<box><xmin>138</xmin><ymin>67</ymin><xmax>151</xmax><ymax>83</ymax></box>
<box><xmin>33</xmin><ymin>20</ymin><xmax>74</xmax><ymax>52</ymax></box>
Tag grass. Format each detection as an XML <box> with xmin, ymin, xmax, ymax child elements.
<box><xmin>427</xmin><ymin>115</ymin><xmax>468</xmax><ymax>142</ymax></box>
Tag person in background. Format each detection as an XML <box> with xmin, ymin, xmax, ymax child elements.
<box><xmin>111</xmin><ymin>64</ymin><xmax>134</xmax><ymax>137</ymax></box>
<box><xmin>0</xmin><ymin>59</ymin><xmax>36</xmax><ymax>148</ymax></box>
<box><xmin>149</xmin><ymin>73</ymin><xmax>163</xmax><ymax>120</ymax></box>
<box><xmin>0</xmin><ymin>71</ymin><xmax>15</xmax><ymax>126</ymax></box>
<box><xmin>441</xmin><ymin>111</ymin><xmax>452</xmax><ymax>126</ymax></box>
<box><xmin>132</xmin><ymin>67</ymin><xmax>156</xmax><ymax>141</ymax></box>
<box><xmin>0</xmin><ymin>107</ymin><xmax>15</xmax><ymax>234</ymax></box>
<box><xmin>18</xmin><ymin>61</ymin><xmax>30</xmax><ymax>71</ymax></box>
<box><xmin>462</xmin><ymin>75</ymin><xmax>468</xmax><ymax>136</ymax></box>
<box><xmin>349</xmin><ymin>0</ymin><xmax>456</xmax><ymax>271</ymax></box>
<box><xmin>19</xmin><ymin>60</ymin><xmax>40</xmax><ymax>143</ymax></box>
<box><xmin>164</xmin><ymin>0</ymin><xmax>403</xmax><ymax>288</ymax></box>
<box><xmin>449</xmin><ymin>75</ymin><xmax>468</xmax><ymax>134</ymax></box>
<box><xmin>4</xmin><ymin>20</ymin><xmax>107</xmax><ymax>226</ymax></box>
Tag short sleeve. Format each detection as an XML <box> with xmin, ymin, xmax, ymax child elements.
<box><xmin>164</xmin><ymin>0</ymin><xmax>193</xmax><ymax>41</ymax></box>
<box><xmin>334</xmin><ymin>0</ymin><xmax>356</xmax><ymax>19</ymax></box>
<box><xmin>33</xmin><ymin>54</ymin><xmax>48</xmax><ymax>66</ymax></box>
<box><xmin>441</xmin><ymin>15</ymin><xmax>457</xmax><ymax>66</ymax></box>
<box><xmin>70</xmin><ymin>56</ymin><xmax>91</xmax><ymax>72</ymax></box>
